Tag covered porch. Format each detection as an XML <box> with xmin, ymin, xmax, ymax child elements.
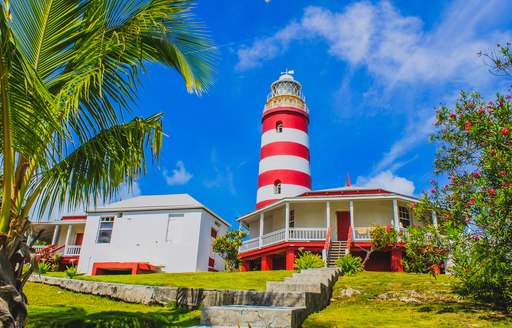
<box><xmin>31</xmin><ymin>216</ymin><xmax>86</xmax><ymax>265</ymax></box>
<box><xmin>238</xmin><ymin>191</ymin><xmax>432</xmax><ymax>271</ymax></box>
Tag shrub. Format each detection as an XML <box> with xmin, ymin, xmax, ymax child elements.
<box><xmin>335</xmin><ymin>254</ymin><xmax>363</xmax><ymax>276</ymax></box>
<box><xmin>37</xmin><ymin>260</ymin><xmax>52</xmax><ymax>274</ymax></box>
<box><xmin>294</xmin><ymin>251</ymin><xmax>325</xmax><ymax>270</ymax></box>
<box><xmin>64</xmin><ymin>262</ymin><xmax>84</xmax><ymax>279</ymax></box>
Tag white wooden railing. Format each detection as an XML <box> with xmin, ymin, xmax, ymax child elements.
<box><xmin>64</xmin><ymin>245</ymin><xmax>81</xmax><ymax>256</ymax></box>
<box><xmin>239</xmin><ymin>237</ymin><xmax>259</xmax><ymax>252</ymax></box>
<box><xmin>240</xmin><ymin>227</ymin><xmax>328</xmax><ymax>253</ymax></box>
<box><xmin>353</xmin><ymin>226</ymin><xmax>409</xmax><ymax>241</ymax></box>
<box><xmin>32</xmin><ymin>245</ymin><xmax>47</xmax><ymax>252</ymax></box>
<box><xmin>261</xmin><ymin>228</ymin><xmax>286</xmax><ymax>246</ymax></box>
<box><xmin>288</xmin><ymin>227</ymin><xmax>327</xmax><ymax>240</ymax></box>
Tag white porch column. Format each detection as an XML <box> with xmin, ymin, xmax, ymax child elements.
<box><xmin>349</xmin><ymin>201</ymin><xmax>355</xmax><ymax>240</ymax></box>
<box><xmin>51</xmin><ymin>225</ymin><xmax>60</xmax><ymax>245</ymax></box>
<box><xmin>325</xmin><ymin>201</ymin><xmax>330</xmax><ymax>228</ymax></box>
<box><xmin>285</xmin><ymin>202</ymin><xmax>290</xmax><ymax>241</ymax></box>
<box><xmin>393</xmin><ymin>199</ymin><xmax>400</xmax><ymax>231</ymax></box>
<box><xmin>432</xmin><ymin>210</ymin><xmax>438</xmax><ymax>229</ymax></box>
<box><xmin>259</xmin><ymin>213</ymin><xmax>264</xmax><ymax>248</ymax></box>
<box><xmin>64</xmin><ymin>225</ymin><xmax>73</xmax><ymax>254</ymax></box>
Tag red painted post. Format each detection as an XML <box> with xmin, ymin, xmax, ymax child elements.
<box><xmin>261</xmin><ymin>255</ymin><xmax>273</xmax><ymax>271</ymax></box>
<box><xmin>286</xmin><ymin>249</ymin><xmax>295</xmax><ymax>270</ymax></box>
<box><xmin>391</xmin><ymin>248</ymin><xmax>404</xmax><ymax>272</ymax></box>
<box><xmin>241</xmin><ymin>260</ymin><xmax>251</xmax><ymax>272</ymax></box>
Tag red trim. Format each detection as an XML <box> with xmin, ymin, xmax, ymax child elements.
<box><xmin>257</xmin><ymin>170</ymin><xmax>311</xmax><ymax>189</ymax></box>
<box><xmin>239</xmin><ymin>241</ymin><xmax>324</xmax><ymax>259</ymax></box>
<box><xmin>260</xmin><ymin>142</ymin><xmax>309</xmax><ymax>160</ymax></box>
<box><xmin>208</xmin><ymin>257</ymin><xmax>215</xmax><ymax>267</ymax></box>
<box><xmin>262</xmin><ymin>107</ymin><xmax>309</xmax><ymax>122</ymax></box>
<box><xmin>208</xmin><ymin>267</ymin><xmax>219</xmax><ymax>272</ymax></box>
<box><xmin>91</xmin><ymin>262</ymin><xmax>159</xmax><ymax>275</ymax></box>
<box><xmin>62</xmin><ymin>215</ymin><xmax>87</xmax><ymax>221</ymax></box>
<box><xmin>256</xmin><ymin>199</ymin><xmax>279</xmax><ymax>209</ymax></box>
<box><xmin>262</xmin><ymin>112</ymin><xmax>308</xmax><ymax>133</ymax></box>
<box><xmin>300</xmin><ymin>189</ymin><xmax>393</xmax><ymax>197</ymax></box>
<box><xmin>241</xmin><ymin>260</ymin><xmax>251</xmax><ymax>272</ymax></box>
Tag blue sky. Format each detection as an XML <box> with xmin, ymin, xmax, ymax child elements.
<box><xmin>55</xmin><ymin>0</ymin><xmax>512</xmax><ymax>226</ymax></box>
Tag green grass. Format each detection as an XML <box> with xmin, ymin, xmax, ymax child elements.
<box><xmin>44</xmin><ymin>270</ymin><xmax>293</xmax><ymax>290</ymax></box>
<box><xmin>25</xmin><ymin>282</ymin><xmax>200</xmax><ymax>328</ymax></box>
<box><xmin>303</xmin><ymin>272</ymin><xmax>512</xmax><ymax>328</ymax></box>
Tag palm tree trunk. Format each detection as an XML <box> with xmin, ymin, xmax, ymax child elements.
<box><xmin>0</xmin><ymin>219</ymin><xmax>32</xmax><ymax>328</ymax></box>
<box><xmin>0</xmin><ymin>246</ymin><xmax>28</xmax><ymax>328</ymax></box>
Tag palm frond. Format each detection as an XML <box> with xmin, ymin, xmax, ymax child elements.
<box><xmin>29</xmin><ymin>114</ymin><xmax>164</xmax><ymax>218</ymax></box>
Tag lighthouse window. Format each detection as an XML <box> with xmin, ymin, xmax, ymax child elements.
<box><xmin>274</xmin><ymin>180</ymin><xmax>282</xmax><ymax>194</ymax></box>
<box><xmin>276</xmin><ymin>121</ymin><xmax>283</xmax><ymax>133</ymax></box>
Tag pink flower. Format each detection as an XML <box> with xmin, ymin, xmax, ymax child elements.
<box><xmin>500</xmin><ymin>170</ymin><xmax>507</xmax><ymax>175</ymax></box>
<box><xmin>488</xmin><ymin>189</ymin><xmax>496</xmax><ymax>196</ymax></box>
<box><xmin>449</xmin><ymin>113</ymin><xmax>456</xmax><ymax>118</ymax></box>
<box><xmin>469</xmin><ymin>198</ymin><xmax>476</xmax><ymax>205</ymax></box>
<box><xmin>430</xmin><ymin>179</ymin><xmax>437</xmax><ymax>184</ymax></box>
<box><xmin>465</xmin><ymin>218</ymin><xmax>470</xmax><ymax>223</ymax></box>
<box><xmin>465</xmin><ymin>121</ymin><xmax>471</xmax><ymax>130</ymax></box>
<box><xmin>501</xmin><ymin>128</ymin><xmax>510</xmax><ymax>135</ymax></box>
<box><xmin>473</xmin><ymin>235</ymin><xmax>479</xmax><ymax>241</ymax></box>
<box><xmin>474</xmin><ymin>172</ymin><xmax>481</xmax><ymax>178</ymax></box>
<box><xmin>409</xmin><ymin>203</ymin><xmax>415</xmax><ymax>209</ymax></box>
<box><xmin>431</xmin><ymin>188</ymin><xmax>436</xmax><ymax>193</ymax></box>
<box><xmin>385</xmin><ymin>226</ymin><xmax>392</xmax><ymax>232</ymax></box>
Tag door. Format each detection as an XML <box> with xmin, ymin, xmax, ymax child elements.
<box><xmin>74</xmin><ymin>233</ymin><xmax>84</xmax><ymax>245</ymax></box>
<box><xmin>336</xmin><ymin>211</ymin><xmax>351</xmax><ymax>241</ymax></box>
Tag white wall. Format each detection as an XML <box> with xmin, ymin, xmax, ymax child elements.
<box><xmin>197</xmin><ymin>211</ymin><xmax>229</xmax><ymax>272</ymax></box>
<box><xmin>78</xmin><ymin>209</ymin><xmax>207</xmax><ymax>275</ymax></box>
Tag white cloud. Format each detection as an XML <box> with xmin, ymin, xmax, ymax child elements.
<box><xmin>356</xmin><ymin>171</ymin><xmax>415</xmax><ymax>196</ymax></box>
<box><xmin>236</xmin><ymin>0</ymin><xmax>511</xmax><ymax>87</ymax></box>
<box><xmin>162</xmin><ymin>161</ymin><xmax>193</xmax><ymax>186</ymax></box>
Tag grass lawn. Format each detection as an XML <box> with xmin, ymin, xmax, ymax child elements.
<box><xmin>303</xmin><ymin>272</ymin><xmax>512</xmax><ymax>328</ymax></box>
<box><xmin>44</xmin><ymin>270</ymin><xmax>293</xmax><ymax>290</ymax></box>
<box><xmin>25</xmin><ymin>282</ymin><xmax>200</xmax><ymax>328</ymax></box>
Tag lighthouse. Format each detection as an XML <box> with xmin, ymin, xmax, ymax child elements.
<box><xmin>256</xmin><ymin>71</ymin><xmax>311</xmax><ymax>209</ymax></box>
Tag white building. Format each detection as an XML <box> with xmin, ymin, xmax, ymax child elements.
<box><xmin>32</xmin><ymin>194</ymin><xmax>230</xmax><ymax>275</ymax></box>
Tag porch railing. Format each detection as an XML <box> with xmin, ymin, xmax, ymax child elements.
<box><xmin>353</xmin><ymin>226</ymin><xmax>409</xmax><ymax>241</ymax></box>
<box><xmin>32</xmin><ymin>245</ymin><xmax>48</xmax><ymax>252</ymax></box>
<box><xmin>240</xmin><ymin>227</ymin><xmax>328</xmax><ymax>253</ymax></box>
<box><xmin>64</xmin><ymin>245</ymin><xmax>81</xmax><ymax>256</ymax></box>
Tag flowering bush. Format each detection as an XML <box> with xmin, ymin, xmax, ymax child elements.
<box><xmin>415</xmin><ymin>43</ymin><xmax>512</xmax><ymax>308</ymax></box>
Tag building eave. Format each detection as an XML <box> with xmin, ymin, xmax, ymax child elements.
<box><xmin>88</xmin><ymin>205</ymin><xmax>230</xmax><ymax>227</ymax></box>
<box><xmin>237</xmin><ymin>192</ymin><xmax>419</xmax><ymax>225</ymax></box>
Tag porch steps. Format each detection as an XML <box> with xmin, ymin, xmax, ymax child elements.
<box><xmin>199</xmin><ymin>267</ymin><xmax>341</xmax><ymax>328</ymax></box>
<box><xmin>327</xmin><ymin>241</ymin><xmax>347</xmax><ymax>267</ymax></box>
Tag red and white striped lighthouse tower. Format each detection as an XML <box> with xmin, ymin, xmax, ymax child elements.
<box><xmin>256</xmin><ymin>71</ymin><xmax>311</xmax><ymax>209</ymax></box>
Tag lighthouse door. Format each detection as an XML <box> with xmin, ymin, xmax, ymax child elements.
<box><xmin>336</xmin><ymin>211</ymin><xmax>351</xmax><ymax>241</ymax></box>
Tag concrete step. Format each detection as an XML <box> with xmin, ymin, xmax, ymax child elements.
<box><xmin>201</xmin><ymin>305</ymin><xmax>308</xmax><ymax>328</ymax></box>
<box><xmin>266</xmin><ymin>281</ymin><xmax>327</xmax><ymax>293</ymax></box>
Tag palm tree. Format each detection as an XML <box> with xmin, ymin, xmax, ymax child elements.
<box><xmin>0</xmin><ymin>0</ymin><xmax>216</xmax><ymax>326</ymax></box>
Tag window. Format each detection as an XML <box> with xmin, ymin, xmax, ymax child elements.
<box><xmin>166</xmin><ymin>213</ymin><xmax>184</xmax><ymax>242</ymax></box>
<box><xmin>398</xmin><ymin>206</ymin><xmax>411</xmax><ymax>227</ymax></box>
<box><xmin>96</xmin><ymin>217</ymin><xmax>114</xmax><ymax>243</ymax></box>
<box><xmin>289</xmin><ymin>209</ymin><xmax>295</xmax><ymax>228</ymax></box>
<box><xmin>276</xmin><ymin>121</ymin><xmax>283</xmax><ymax>133</ymax></box>
<box><xmin>274</xmin><ymin>180</ymin><xmax>282</xmax><ymax>194</ymax></box>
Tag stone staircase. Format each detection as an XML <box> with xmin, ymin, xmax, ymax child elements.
<box><xmin>199</xmin><ymin>267</ymin><xmax>341</xmax><ymax>328</ymax></box>
<box><xmin>326</xmin><ymin>241</ymin><xmax>347</xmax><ymax>267</ymax></box>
